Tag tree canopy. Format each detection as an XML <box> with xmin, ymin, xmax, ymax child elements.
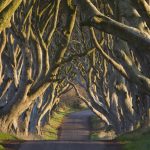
<box><xmin>0</xmin><ymin>0</ymin><xmax>150</xmax><ymax>135</ymax></box>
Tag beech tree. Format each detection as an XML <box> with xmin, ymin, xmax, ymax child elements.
<box><xmin>0</xmin><ymin>0</ymin><xmax>77</xmax><ymax>134</ymax></box>
<box><xmin>0</xmin><ymin>0</ymin><xmax>150</xmax><ymax>136</ymax></box>
<box><xmin>72</xmin><ymin>0</ymin><xmax>150</xmax><ymax>133</ymax></box>
<box><xmin>0</xmin><ymin>0</ymin><xmax>22</xmax><ymax>32</ymax></box>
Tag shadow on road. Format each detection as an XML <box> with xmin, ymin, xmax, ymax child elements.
<box><xmin>2</xmin><ymin>140</ymin><xmax>123</xmax><ymax>150</ymax></box>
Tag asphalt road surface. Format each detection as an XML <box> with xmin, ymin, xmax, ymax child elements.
<box><xmin>59</xmin><ymin>109</ymin><xmax>93</xmax><ymax>140</ymax></box>
<box><xmin>18</xmin><ymin>140</ymin><xmax>122</xmax><ymax>150</ymax></box>
<box><xmin>4</xmin><ymin>110</ymin><xmax>122</xmax><ymax>150</ymax></box>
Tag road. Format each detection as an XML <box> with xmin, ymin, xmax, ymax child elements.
<box><xmin>4</xmin><ymin>110</ymin><xmax>122</xmax><ymax>150</ymax></box>
<box><xmin>18</xmin><ymin>140</ymin><xmax>122</xmax><ymax>150</ymax></box>
<box><xmin>59</xmin><ymin>110</ymin><xmax>93</xmax><ymax>140</ymax></box>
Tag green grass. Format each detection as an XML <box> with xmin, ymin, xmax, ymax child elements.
<box><xmin>90</xmin><ymin>115</ymin><xmax>116</xmax><ymax>140</ymax></box>
<box><xmin>90</xmin><ymin>116</ymin><xmax>102</xmax><ymax>129</ymax></box>
<box><xmin>0</xmin><ymin>132</ymin><xmax>19</xmax><ymax>150</ymax></box>
<box><xmin>117</xmin><ymin>127</ymin><xmax>150</xmax><ymax>150</ymax></box>
<box><xmin>42</xmin><ymin>107</ymin><xmax>73</xmax><ymax>140</ymax></box>
<box><xmin>90</xmin><ymin>115</ymin><xmax>102</xmax><ymax>140</ymax></box>
<box><xmin>91</xmin><ymin>132</ymin><xmax>100</xmax><ymax>140</ymax></box>
<box><xmin>0</xmin><ymin>132</ymin><xmax>18</xmax><ymax>141</ymax></box>
<box><xmin>0</xmin><ymin>145</ymin><xmax>5</xmax><ymax>150</ymax></box>
<box><xmin>41</xmin><ymin>103</ymin><xmax>85</xmax><ymax>140</ymax></box>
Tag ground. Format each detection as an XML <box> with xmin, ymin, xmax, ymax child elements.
<box><xmin>90</xmin><ymin>115</ymin><xmax>116</xmax><ymax>140</ymax></box>
<box><xmin>118</xmin><ymin>127</ymin><xmax>150</xmax><ymax>150</ymax></box>
<box><xmin>16</xmin><ymin>110</ymin><xmax>122</xmax><ymax>150</ymax></box>
<box><xmin>2</xmin><ymin>109</ymin><xmax>150</xmax><ymax>150</ymax></box>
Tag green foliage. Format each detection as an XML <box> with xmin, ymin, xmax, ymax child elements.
<box><xmin>118</xmin><ymin>128</ymin><xmax>150</xmax><ymax>150</ymax></box>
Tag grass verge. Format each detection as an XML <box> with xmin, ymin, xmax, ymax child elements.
<box><xmin>117</xmin><ymin>127</ymin><xmax>150</xmax><ymax>150</ymax></box>
<box><xmin>0</xmin><ymin>132</ymin><xmax>19</xmax><ymax>150</ymax></box>
<box><xmin>90</xmin><ymin>115</ymin><xmax>103</xmax><ymax>140</ymax></box>
<box><xmin>41</xmin><ymin>106</ymin><xmax>74</xmax><ymax>140</ymax></box>
<box><xmin>0</xmin><ymin>133</ymin><xmax>18</xmax><ymax>141</ymax></box>
<box><xmin>0</xmin><ymin>145</ymin><xmax>4</xmax><ymax>150</ymax></box>
<box><xmin>90</xmin><ymin>115</ymin><xmax>116</xmax><ymax>140</ymax></box>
